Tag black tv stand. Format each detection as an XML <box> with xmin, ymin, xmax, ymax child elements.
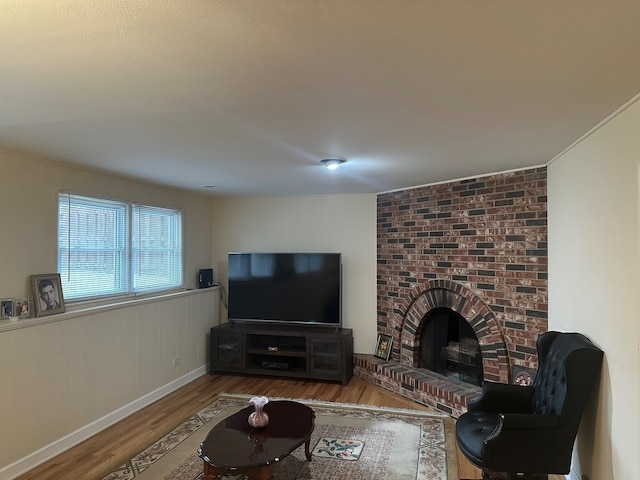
<box><xmin>210</xmin><ymin>323</ymin><xmax>353</xmax><ymax>385</ymax></box>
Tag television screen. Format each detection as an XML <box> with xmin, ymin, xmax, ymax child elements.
<box><xmin>227</xmin><ymin>252</ymin><xmax>341</xmax><ymax>326</ymax></box>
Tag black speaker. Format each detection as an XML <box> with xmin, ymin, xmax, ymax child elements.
<box><xmin>198</xmin><ymin>268</ymin><xmax>214</xmax><ymax>288</ymax></box>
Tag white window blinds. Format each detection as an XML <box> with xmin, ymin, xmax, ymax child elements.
<box><xmin>58</xmin><ymin>193</ymin><xmax>183</xmax><ymax>301</ymax></box>
<box><xmin>131</xmin><ymin>204</ymin><xmax>183</xmax><ymax>292</ymax></box>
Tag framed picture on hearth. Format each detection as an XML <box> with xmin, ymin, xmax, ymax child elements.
<box><xmin>374</xmin><ymin>334</ymin><xmax>392</xmax><ymax>361</ymax></box>
<box><xmin>512</xmin><ymin>366</ymin><xmax>536</xmax><ymax>386</ymax></box>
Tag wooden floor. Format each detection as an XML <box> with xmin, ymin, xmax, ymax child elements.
<box><xmin>14</xmin><ymin>374</ymin><xmax>562</xmax><ymax>480</ymax></box>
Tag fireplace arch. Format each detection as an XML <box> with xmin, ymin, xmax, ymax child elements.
<box><xmin>397</xmin><ymin>279</ymin><xmax>510</xmax><ymax>384</ymax></box>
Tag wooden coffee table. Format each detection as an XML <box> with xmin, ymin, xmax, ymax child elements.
<box><xmin>198</xmin><ymin>400</ymin><xmax>315</xmax><ymax>480</ymax></box>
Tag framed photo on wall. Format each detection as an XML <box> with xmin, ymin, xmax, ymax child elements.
<box><xmin>31</xmin><ymin>273</ymin><xmax>65</xmax><ymax>317</ymax></box>
<box><xmin>374</xmin><ymin>334</ymin><xmax>393</xmax><ymax>361</ymax></box>
<box><xmin>14</xmin><ymin>298</ymin><xmax>33</xmax><ymax>318</ymax></box>
<box><xmin>0</xmin><ymin>299</ymin><xmax>13</xmax><ymax>320</ymax></box>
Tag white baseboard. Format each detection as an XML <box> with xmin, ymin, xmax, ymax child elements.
<box><xmin>0</xmin><ymin>366</ymin><xmax>207</xmax><ymax>480</ymax></box>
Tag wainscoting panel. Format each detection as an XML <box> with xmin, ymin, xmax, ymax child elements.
<box><xmin>0</xmin><ymin>288</ymin><xmax>219</xmax><ymax>478</ymax></box>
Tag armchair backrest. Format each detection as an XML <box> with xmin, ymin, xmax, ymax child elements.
<box><xmin>531</xmin><ymin>331</ymin><xmax>603</xmax><ymax>426</ymax></box>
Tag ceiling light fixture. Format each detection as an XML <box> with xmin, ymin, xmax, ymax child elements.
<box><xmin>320</xmin><ymin>158</ymin><xmax>346</xmax><ymax>170</ymax></box>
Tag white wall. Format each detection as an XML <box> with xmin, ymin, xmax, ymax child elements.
<box><xmin>547</xmin><ymin>97</ymin><xmax>640</xmax><ymax>479</ymax></box>
<box><xmin>0</xmin><ymin>152</ymin><xmax>214</xmax><ymax>295</ymax></box>
<box><xmin>211</xmin><ymin>194</ymin><xmax>377</xmax><ymax>354</ymax></box>
<box><xmin>0</xmin><ymin>152</ymin><xmax>217</xmax><ymax>477</ymax></box>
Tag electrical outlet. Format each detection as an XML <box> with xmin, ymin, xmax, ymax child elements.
<box><xmin>172</xmin><ymin>356</ymin><xmax>181</xmax><ymax>367</ymax></box>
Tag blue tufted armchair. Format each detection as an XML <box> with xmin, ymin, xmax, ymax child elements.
<box><xmin>455</xmin><ymin>331</ymin><xmax>603</xmax><ymax>480</ymax></box>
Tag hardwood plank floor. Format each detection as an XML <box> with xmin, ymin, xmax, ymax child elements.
<box><xmin>14</xmin><ymin>374</ymin><xmax>562</xmax><ymax>480</ymax></box>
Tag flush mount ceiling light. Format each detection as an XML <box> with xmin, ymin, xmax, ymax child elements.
<box><xmin>320</xmin><ymin>158</ymin><xmax>346</xmax><ymax>170</ymax></box>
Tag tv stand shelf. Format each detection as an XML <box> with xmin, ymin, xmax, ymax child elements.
<box><xmin>210</xmin><ymin>323</ymin><xmax>354</xmax><ymax>385</ymax></box>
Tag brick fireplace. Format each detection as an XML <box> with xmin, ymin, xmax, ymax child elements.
<box><xmin>354</xmin><ymin>167</ymin><xmax>548</xmax><ymax>416</ymax></box>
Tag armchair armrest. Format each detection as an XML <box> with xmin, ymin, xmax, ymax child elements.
<box><xmin>481</xmin><ymin>413</ymin><xmax>567</xmax><ymax>468</ymax></box>
<box><xmin>499</xmin><ymin>412</ymin><xmax>560</xmax><ymax>430</ymax></box>
<box><xmin>468</xmin><ymin>382</ymin><xmax>534</xmax><ymax>413</ymax></box>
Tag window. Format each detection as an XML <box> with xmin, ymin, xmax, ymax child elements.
<box><xmin>58</xmin><ymin>193</ymin><xmax>183</xmax><ymax>301</ymax></box>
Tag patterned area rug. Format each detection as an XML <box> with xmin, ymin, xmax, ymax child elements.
<box><xmin>101</xmin><ymin>393</ymin><xmax>457</xmax><ymax>480</ymax></box>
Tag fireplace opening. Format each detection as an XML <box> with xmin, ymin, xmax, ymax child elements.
<box><xmin>419</xmin><ymin>307</ymin><xmax>483</xmax><ymax>386</ymax></box>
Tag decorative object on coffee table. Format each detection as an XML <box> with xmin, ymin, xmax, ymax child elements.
<box><xmin>248</xmin><ymin>396</ymin><xmax>269</xmax><ymax>428</ymax></box>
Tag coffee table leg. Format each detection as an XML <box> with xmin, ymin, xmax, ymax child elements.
<box><xmin>304</xmin><ymin>438</ymin><xmax>312</xmax><ymax>461</ymax></box>
<box><xmin>201</xmin><ymin>460</ymin><xmax>219</xmax><ymax>480</ymax></box>
<box><xmin>202</xmin><ymin>461</ymin><xmax>273</xmax><ymax>480</ymax></box>
<box><xmin>238</xmin><ymin>465</ymin><xmax>272</xmax><ymax>479</ymax></box>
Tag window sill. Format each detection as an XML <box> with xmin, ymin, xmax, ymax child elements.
<box><xmin>0</xmin><ymin>287</ymin><xmax>219</xmax><ymax>333</ymax></box>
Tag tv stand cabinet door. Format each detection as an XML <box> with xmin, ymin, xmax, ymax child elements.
<box><xmin>211</xmin><ymin>328</ymin><xmax>244</xmax><ymax>373</ymax></box>
<box><xmin>309</xmin><ymin>336</ymin><xmax>348</xmax><ymax>384</ymax></box>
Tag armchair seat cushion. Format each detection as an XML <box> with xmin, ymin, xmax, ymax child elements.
<box><xmin>455</xmin><ymin>411</ymin><xmax>501</xmax><ymax>467</ymax></box>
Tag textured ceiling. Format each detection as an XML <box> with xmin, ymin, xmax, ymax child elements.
<box><xmin>1</xmin><ymin>1</ymin><xmax>639</xmax><ymax>196</ymax></box>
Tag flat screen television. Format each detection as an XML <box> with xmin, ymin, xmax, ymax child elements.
<box><xmin>227</xmin><ymin>252</ymin><xmax>342</xmax><ymax>326</ymax></box>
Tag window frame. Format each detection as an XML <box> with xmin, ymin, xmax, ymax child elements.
<box><xmin>58</xmin><ymin>192</ymin><xmax>184</xmax><ymax>303</ymax></box>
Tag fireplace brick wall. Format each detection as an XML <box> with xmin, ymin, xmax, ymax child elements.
<box><xmin>377</xmin><ymin>167</ymin><xmax>547</xmax><ymax>373</ymax></box>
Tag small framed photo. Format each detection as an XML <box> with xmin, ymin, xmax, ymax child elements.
<box><xmin>374</xmin><ymin>334</ymin><xmax>393</xmax><ymax>361</ymax></box>
<box><xmin>31</xmin><ymin>273</ymin><xmax>65</xmax><ymax>317</ymax></box>
<box><xmin>512</xmin><ymin>366</ymin><xmax>536</xmax><ymax>386</ymax></box>
<box><xmin>1</xmin><ymin>299</ymin><xmax>13</xmax><ymax>320</ymax></box>
<box><xmin>14</xmin><ymin>298</ymin><xmax>33</xmax><ymax>319</ymax></box>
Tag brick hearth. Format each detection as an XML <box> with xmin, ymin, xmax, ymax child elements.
<box><xmin>354</xmin><ymin>353</ymin><xmax>480</xmax><ymax>418</ymax></box>
<box><xmin>362</xmin><ymin>167</ymin><xmax>548</xmax><ymax>415</ymax></box>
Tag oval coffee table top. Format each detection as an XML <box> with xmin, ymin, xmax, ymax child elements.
<box><xmin>198</xmin><ymin>400</ymin><xmax>315</xmax><ymax>470</ymax></box>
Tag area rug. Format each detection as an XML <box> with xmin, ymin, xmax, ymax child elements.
<box><xmin>101</xmin><ymin>393</ymin><xmax>457</xmax><ymax>480</ymax></box>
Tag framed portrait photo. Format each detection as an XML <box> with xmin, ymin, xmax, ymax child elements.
<box><xmin>374</xmin><ymin>333</ymin><xmax>392</xmax><ymax>361</ymax></box>
<box><xmin>31</xmin><ymin>273</ymin><xmax>65</xmax><ymax>317</ymax></box>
